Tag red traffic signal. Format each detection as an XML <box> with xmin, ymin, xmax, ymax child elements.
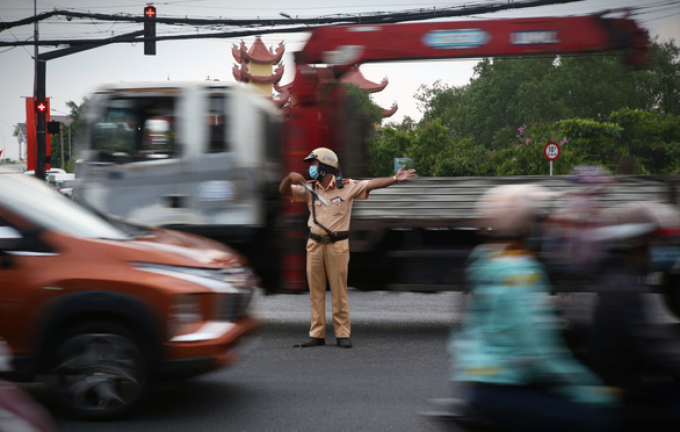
<box><xmin>35</xmin><ymin>100</ymin><xmax>47</xmax><ymax>114</ymax></box>
<box><xmin>144</xmin><ymin>5</ymin><xmax>156</xmax><ymax>19</ymax></box>
<box><xmin>144</xmin><ymin>5</ymin><xmax>157</xmax><ymax>55</ymax></box>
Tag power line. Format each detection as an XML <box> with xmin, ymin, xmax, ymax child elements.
<box><xmin>0</xmin><ymin>0</ymin><xmax>495</xmax><ymax>12</ymax></box>
<box><xmin>0</xmin><ymin>0</ymin><xmax>584</xmax><ymax>34</ymax></box>
<box><xmin>0</xmin><ymin>25</ymin><xmax>313</xmax><ymax>47</ymax></box>
<box><xmin>3</xmin><ymin>0</ymin><xmax>674</xmax><ymax>48</ymax></box>
<box><xmin>0</xmin><ymin>16</ymin><xmax>34</xmax><ymax>58</ymax></box>
<box><xmin>640</xmin><ymin>11</ymin><xmax>680</xmax><ymax>24</ymax></box>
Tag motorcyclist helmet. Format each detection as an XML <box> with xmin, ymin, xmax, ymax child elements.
<box><xmin>475</xmin><ymin>184</ymin><xmax>555</xmax><ymax>238</ymax></box>
<box><xmin>569</xmin><ymin>165</ymin><xmax>611</xmax><ymax>185</ymax></box>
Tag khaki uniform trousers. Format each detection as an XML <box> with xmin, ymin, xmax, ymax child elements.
<box><xmin>306</xmin><ymin>238</ymin><xmax>351</xmax><ymax>338</ymax></box>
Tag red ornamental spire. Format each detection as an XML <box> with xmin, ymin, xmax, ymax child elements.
<box><xmin>274</xmin><ymin>66</ymin><xmax>398</xmax><ymax>117</ymax></box>
<box><xmin>339</xmin><ymin>65</ymin><xmax>398</xmax><ymax>117</ymax></box>
<box><xmin>382</xmin><ymin>102</ymin><xmax>398</xmax><ymax>118</ymax></box>
<box><xmin>340</xmin><ymin>65</ymin><xmax>388</xmax><ymax>93</ymax></box>
<box><xmin>270</xmin><ymin>86</ymin><xmax>290</xmax><ymax>108</ymax></box>
<box><xmin>232</xmin><ymin>36</ymin><xmax>285</xmax><ymax>65</ymax></box>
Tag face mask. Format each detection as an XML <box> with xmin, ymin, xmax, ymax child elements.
<box><xmin>309</xmin><ymin>165</ymin><xmax>320</xmax><ymax>179</ymax></box>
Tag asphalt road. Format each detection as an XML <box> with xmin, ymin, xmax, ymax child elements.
<box><xmin>49</xmin><ymin>290</ymin><xmax>466</xmax><ymax>432</ymax></box>
<box><xmin>37</xmin><ymin>290</ymin><xmax>680</xmax><ymax>431</ymax></box>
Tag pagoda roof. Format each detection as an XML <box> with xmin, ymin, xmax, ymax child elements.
<box><xmin>340</xmin><ymin>65</ymin><xmax>388</xmax><ymax>93</ymax></box>
<box><xmin>382</xmin><ymin>102</ymin><xmax>399</xmax><ymax>118</ymax></box>
<box><xmin>271</xmin><ymin>67</ymin><xmax>395</xmax><ymax>116</ymax></box>
<box><xmin>232</xmin><ymin>37</ymin><xmax>285</xmax><ymax>65</ymax></box>
<box><xmin>274</xmin><ymin>65</ymin><xmax>389</xmax><ymax>95</ymax></box>
<box><xmin>274</xmin><ymin>82</ymin><xmax>293</xmax><ymax>93</ymax></box>
<box><xmin>270</xmin><ymin>87</ymin><xmax>290</xmax><ymax>108</ymax></box>
<box><xmin>232</xmin><ymin>63</ymin><xmax>285</xmax><ymax>85</ymax></box>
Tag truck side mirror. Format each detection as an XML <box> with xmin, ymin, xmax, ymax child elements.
<box><xmin>0</xmin><ymin>226</ymin><xmax>23</xmax><ymax>251</ymax></box>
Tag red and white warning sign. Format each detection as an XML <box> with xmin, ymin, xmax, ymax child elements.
<box><xmin>543</xmin><ymin>142</ymin><xmax>561</xmax><ymax>161</ymax></box>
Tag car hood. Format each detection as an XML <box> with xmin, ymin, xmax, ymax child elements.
<box><xmin>88</xmin><ymin>228</ymin><xmax>244</xmax><ymax>268</ymax></box>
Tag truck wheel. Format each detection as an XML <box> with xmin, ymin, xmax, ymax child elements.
<box><xmin>49</xmin><ymin>323</ymin><xmax>147</xmax><ymax>419</ymax></box>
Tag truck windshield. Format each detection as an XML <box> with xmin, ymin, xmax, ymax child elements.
<box><xmin>90</xmin><ymin>96</ymin><xmax>177</xmax><ymax>163</ymax></box>
<box><xmin>0</xmin><ymin>172</ymin><xmax>131</xmax><ymax>240</ymax></box>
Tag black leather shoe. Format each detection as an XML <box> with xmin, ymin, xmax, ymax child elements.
<box><xmin>336</xmin><ymin>338</ymin><xmax>352</xmax><ymax>348</ymax></box>
<box><xmin>294</xmin><ymin>337</ymin><xmax>325</xmax><ymax>347</ymax></box>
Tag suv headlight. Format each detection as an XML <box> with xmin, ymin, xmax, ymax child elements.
<box><xmin>135</xmin><ymin>263</ymin><xmax>257</xmax><ymax>293</ymax></box>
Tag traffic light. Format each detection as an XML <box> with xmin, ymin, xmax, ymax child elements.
<box><xmin>35</xmin><ymin>99</ymin><xmax>47</xmax><ymax>114</ymax></box>
<box><xmin>47</xmin><ymin>121</ymin><xmax>61</xmax><ymax>134</ymax></box>
<box><xmin>144</xmin><ymin>5</ymin><xmax>156</xmax><ymax>55</ymax></box>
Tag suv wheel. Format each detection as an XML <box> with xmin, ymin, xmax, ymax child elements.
<box><xmin>50</xmin><ymin>323</ymin><xmax>147</xmax><ymax>419</ymax></box>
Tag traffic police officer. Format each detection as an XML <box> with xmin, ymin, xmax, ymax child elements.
<box><xmin>279</xmin><ymin>148</ymin><xmax>416</xmax><ymax>348</ymax></box>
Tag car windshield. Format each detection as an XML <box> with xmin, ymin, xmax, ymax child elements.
<box><xmin>0</xmin><ymin>172</ymin><xmax>131</xmax><ymax>240</ymax></box>
<box><xmin>89</xmin><ymin>95</ymin><xmax>178</xmax><ymax>164</ymax></box>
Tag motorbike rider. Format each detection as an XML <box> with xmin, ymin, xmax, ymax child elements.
<box><xmin>449</xmin><ymin>184</ymin><xmax>620</xmax><ymax>432</ymax></box>
<box><xmin>587</xmin><ymin>202</ymin><xmax>680</xmax><ymax>431</ymax></box>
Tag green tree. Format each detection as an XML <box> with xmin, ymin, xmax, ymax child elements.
<box><xmin>48</xmin><ymin>98</ymin><xmax>87</xmax><ymax>172</ymax></box>
<box><xmin>552</xmin><ymin>118</ymin><xmax>623</xmax><ymax>171</ymax></box>
<box><xmin>339</xmin><ymin>83</ymin><xmax>384</xmax><ymax>177</ymax></box>
<box><xmin>490</xmin><ymin>136</ymin><xmax>582</xmax><ymax>176</ymax></box>
<box><xmin>608</xmin><ymin>108</ymin><xmax>680</xmax><ymax>174</ymax></box>
<box><xmin>383</xmin><ymin>115</ymin><xmax>417</xmax><ymax>132</ymax></box>
<box><xmin>416</xmin><ymin>80</ymin><xmax>469</xmax><ymax>139</ymax></box>
<box><xmin>638</xmin><ymin>39</ymin><xmax>680</xmax><ymax>115</ymax></box>
<box><xmin>435</xmin><ymin>138</ymin><xmax>494</xmax><ymax>176</ymax></box>
<box><xmin>369</xmin><ymin>127</ymin><xmax>415</xmax><ymax>177</ymax></box>
<box><xmin>405</xmin><ymin>119</ymin><xmax>453</xmax><ymax>176</ymax></box>
<box><xmin>415</xmin><ymin>40</ymin><xmax>680</xmax><ymax>150</ymax></box>
<box><xmin>48</xmin><ymin>127</ymin><xmax>67</xmax><ymax>171</ymax></box>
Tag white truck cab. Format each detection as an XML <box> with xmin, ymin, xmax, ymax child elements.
<box><xmin>75</xmin><ymin>82</ymin><xmax>283</xmax><ymax>240</ymax></box>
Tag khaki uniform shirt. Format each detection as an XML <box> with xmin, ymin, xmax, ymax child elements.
<box><xmin>290</xmin><ymin>177</ymin><xmax>370</xmax><ymax>235</ymax></box>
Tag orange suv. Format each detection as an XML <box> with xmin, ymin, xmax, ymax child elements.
<box><xmin>0</xmin><ymin>169</ymin><xmax>259</xmax><ymax>419</ymax></box>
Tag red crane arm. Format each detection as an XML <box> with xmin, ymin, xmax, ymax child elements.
<box><xmin>295</xmin><ymin>15</ymin><xmax>649</xmax><ymax>67</ymax></box>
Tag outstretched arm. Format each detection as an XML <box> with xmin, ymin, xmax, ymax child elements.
<box><xmin>366</xmin><ymin>165</ymin><xmax>417</xmax><ymax>192</ymax></box>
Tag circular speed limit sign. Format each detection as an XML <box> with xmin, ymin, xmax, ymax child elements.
<box><xmin>543</xmin><ymin>142</ymin><xmax>561</xmax><ymax>161</ymax></box>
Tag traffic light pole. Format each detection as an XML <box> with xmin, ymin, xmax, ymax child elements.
<box><xmin>33</xmin><ymin>30</ymin><xmax>144</xmax><ymax>180</ymax></box>
<box><xmin>35</xmin><ymin>59</ymin><xmax>46</xmax><ymax>181</ymax></box>
<box><xmin>38</xmin><ymin>30</ymin><xmax>144</xmax><ymax>61</ymax></box>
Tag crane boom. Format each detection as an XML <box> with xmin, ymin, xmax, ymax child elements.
<box><xmin>295</xmin><ymin>15</ymin><xmax>648</xmax><ymax>67</ymax></box>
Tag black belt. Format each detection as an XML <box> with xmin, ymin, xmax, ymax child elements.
<box><xmin>309</xmin><ymin>231</ymin><xmax>349</xmax><ymax>244</ymax></box>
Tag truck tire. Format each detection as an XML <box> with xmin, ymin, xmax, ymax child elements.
<box><xmin>48</xmin><ymin>321</ymin><xmax>147</xmax><ymax>420</ymax></box>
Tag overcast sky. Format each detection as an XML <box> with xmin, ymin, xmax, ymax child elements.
<box><xmin>1</xmin><ymin>0</ymin><xmax>678</xmax><ymax>159</ymax></box>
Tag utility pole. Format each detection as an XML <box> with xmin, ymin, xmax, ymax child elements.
<box><xmin>67</xmin><ymin>122</ymin><xmax>71</xmax><ymax>163</ymax></box>
<box><xmin>32</xmin><ymin>24</ymin><xmax>144</xmax><ymax>180</ymax></box>
<box><xmin>59</xmin><ymin>124</ymin><xmax>64</xmax><ymax>168</ymax></box>
<box><xmin>33</xmin><ymin>0</ymin><xmax>47</xmax><ymax>181</ymax></box>
<box><xmin>35</xmin><ymin>61</ymin><xmax>46</xmax><ymax>180</ymax></box>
